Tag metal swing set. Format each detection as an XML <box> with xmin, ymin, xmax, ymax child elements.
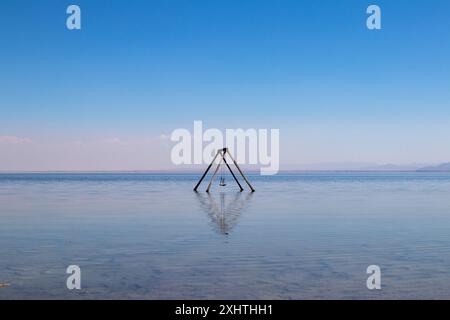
<box><xmin>193</xmin><ymin>148</ymin><xmax>255</xmax><ymax>193</ymax></box>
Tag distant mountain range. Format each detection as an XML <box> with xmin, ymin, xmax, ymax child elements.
<box><xmin>281</xmin><ymin>162</ymin><xmax>428</xmax><ymax>171</ymax></box>
<box><xmin>280</xmin><ymin>162</ymin><xmax>450</xmax><ymax>172</ymax></box>
<box><xmin>417</xmin><ymin>163</ymin><xmax>450</xmax><ymax>172</ymax></box>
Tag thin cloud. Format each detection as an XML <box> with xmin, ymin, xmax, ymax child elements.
<box><xmin>0</xmin><ymin>136</ymin><xmax>32</xmax><ymax>144</ymax></box>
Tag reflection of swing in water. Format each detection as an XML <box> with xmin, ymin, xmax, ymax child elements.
<box><xmin>195</xmin><ymin>191</ymin><xmax>254</xmax><ymax>235</ymax></box>
<box><xmin>194</xmin><ymin>148</ymin><xmax>255</xmax><ymax>192</ymax></box>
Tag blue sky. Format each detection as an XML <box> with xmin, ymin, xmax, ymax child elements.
<box><xmin>1</xmin><ymin>0</ymin><xmax>450</xmax><ymax>170</ymax></box>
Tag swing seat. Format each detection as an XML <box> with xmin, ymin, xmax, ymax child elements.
<box><xmin>219</xmin><ymin>177</ymin><xmax>227</xmax><ymax>187</ymax></box>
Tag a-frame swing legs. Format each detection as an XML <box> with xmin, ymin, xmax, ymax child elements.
<box><xmin>194</xmin><ymin>148</ymin><xmax>255</xmax><ymax>192</ymax></box>
<box><xmin>209</xmin><ymin>150</ymin><xmax>244</xmax><ymax>192</ymax></box>
<box><xmin>206</xmin><ymin>151</ymin><xmax>224</xmax><ymax>193</ymax></box>
<box><xmin>193</xmin><ymin>151</ymin><xmax>220</xmax><ymax>191</ymax></box>
<box><xmin>222</xmin><ymin>154</ymin><xmax>244</xmax><ymax>192</ymax></box>
<box><xmin>224</xmin><ymin>148</ymin><xmax>255</xmax><ymax>192</ymax></box>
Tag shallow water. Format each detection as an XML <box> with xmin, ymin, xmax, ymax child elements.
<box><xmin>1</xmin><ymin>172</ymin><xmax>450</xmax><ymax>299</ymax></box>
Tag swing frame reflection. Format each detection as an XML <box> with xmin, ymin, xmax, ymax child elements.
<box><xmin>195</xmin><ymin>191</ymin><xmax>254</xmax><ymax>235</ymax></box>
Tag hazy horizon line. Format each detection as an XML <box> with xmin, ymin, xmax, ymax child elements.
<box><xmin>0</xmin><ymin>169</ymin><xmax>448</xmax><ymax>174</ymax></box>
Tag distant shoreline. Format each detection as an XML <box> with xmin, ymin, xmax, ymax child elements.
<box><xmin>1</xmin><ymin>170</ymin><xmax>450</xmax><ymax>174</ymax></box>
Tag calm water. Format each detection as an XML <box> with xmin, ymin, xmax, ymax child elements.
<box><xmin>1</xmin><ymin>172</ymin><xmax>450</xmax><ymax>299</ymax></box>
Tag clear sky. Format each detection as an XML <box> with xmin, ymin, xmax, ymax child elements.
<box><xmin>1</xmin><ymin>0</ymin><xmax>450</xmax><ymax>171</ymax></box>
